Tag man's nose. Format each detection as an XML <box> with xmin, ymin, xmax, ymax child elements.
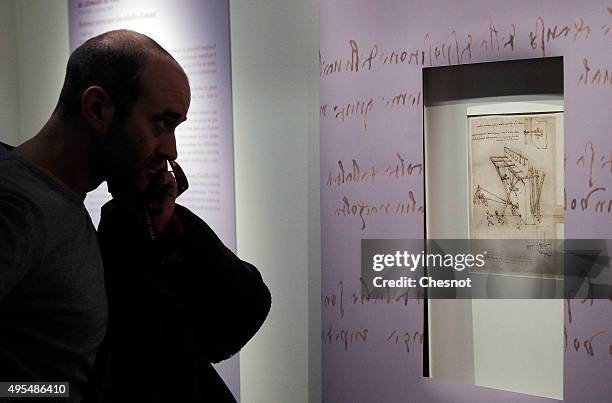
<box><xmin>158</xmin><ymin>132</ymin><xmax>178</xmax><ymax>161</ymax></box>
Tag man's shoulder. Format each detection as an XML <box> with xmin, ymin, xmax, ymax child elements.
<box><xmin>0</xmin><ymin>142</ymin><xmax>35</xmax><ymax>184</ymax></box>
<box><xmin>0</xmin><ymin>142</ymin><xmax>15</xmax><ymax>152</ymax></box>
<box><xmin>0</xmin><ymin>143</ymin><xmax>84</xmax><ymax>213</ymax></box>
<box><xmin>0</xmin><ymin>152</ymin><xmax>47</xmax><ymax>211</ymax></box>
<box><xmin>0</xmin><ymin>150</ymin><xmax>47</xmax><ymax>246</ymax></box>
<box><xmin>0</xmin><ymin>142</ymin><xmax>17</xmax><ymax>171</ymax></box>
<box><xmin>0</xmin><ymin>144</ymin><xmax>41</xmax><ymax>211</ymax></box>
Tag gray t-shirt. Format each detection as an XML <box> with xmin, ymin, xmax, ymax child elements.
<box><xmin>0</xmin><ymin>144</ymin><xmax>107</xmax><ymax>402</ymax></box>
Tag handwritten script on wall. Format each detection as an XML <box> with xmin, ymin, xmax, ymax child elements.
<box><xmin>321</xmin><ymin>1</ymin><xmax>611</xmax><ymax>402</ymax></box>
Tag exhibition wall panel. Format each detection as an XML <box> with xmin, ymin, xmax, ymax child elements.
<box><xmin>2</xmin><ymin>1</ymin><xmax>318</xmax><ymax>401</ymax></box>
<box><xmin>68</xmin><ymin>0</ymin><xmax>239</xmax><ymax>398</ymax></box>
<box><xmin>320</xmin><ymin>1</ymin><xmax>611</xmax><ymax>402</ymax></box>
<box><xmin>0</xmin><ymin>0</ymin><xmax>19</xmax><ymax>146</ymax></box>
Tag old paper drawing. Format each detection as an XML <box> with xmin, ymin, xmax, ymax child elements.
<box><xmin>469</xmin><ymin>113</ymin><xmax>563</xmax><ymax>276</ymax></box>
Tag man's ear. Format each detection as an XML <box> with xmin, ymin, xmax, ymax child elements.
<box><xmin>81</xmin><ymin>86</ymin><xmax>114</xmax><ymax>131</ymax></box>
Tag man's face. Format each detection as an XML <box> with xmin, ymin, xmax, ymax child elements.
<box><xmin>105</xmin><ymin>55</ymin><xmax>190</xmax><ymax>197</ymax></box>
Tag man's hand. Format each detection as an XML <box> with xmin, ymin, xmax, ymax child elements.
<box><xmin>147</xmin><ymin>169</ymin><xmax>178</xmax><ymax>236</ymax></box>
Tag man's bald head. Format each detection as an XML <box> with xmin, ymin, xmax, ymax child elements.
<box><xmin>56</xmin><ymin>29</ymin><xmax>184</xmax><ymax>121</ymax></box>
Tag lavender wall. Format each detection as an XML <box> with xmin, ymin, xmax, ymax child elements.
<box><xmin>320</xmin><ymin>1</ymin><xmax>611</xmax><ymax>402</ymax></box>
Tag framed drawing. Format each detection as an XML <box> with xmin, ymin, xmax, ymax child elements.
<box><xmin>467</xmin><ymin>109</ymin><xmax>564</xmax><ymax>277</ymax></box>
<box><xmin>469</xmin><ymin>112</ymin><xmax>563</xmax><ymax>240</ymax></box>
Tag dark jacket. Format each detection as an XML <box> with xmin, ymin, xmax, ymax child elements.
<box><xmin>88</xmin><ymin>200</ymin><xmax>271</xmax><ymax>402</ymax></box>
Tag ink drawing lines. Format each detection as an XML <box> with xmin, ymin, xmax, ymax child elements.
<box><xmin>524</xmin><ymin>117</ymin><xmax>549</xmax><ymax>149</ymax></box>
<box><xmin>473</xmin><ymin>146</ymin><xmax>546</xmax><ymax>230</ymax></box>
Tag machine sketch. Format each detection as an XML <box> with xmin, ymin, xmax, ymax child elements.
<box><xmin>523</xmin><ymin>117</ymin><xmax>549</xmax><ymax>149</ymax></box>
<box><xmin>468</xmin><ymin>113</ymin><xmax>561</xmax><ymax>240</ymax></box>
<box><xmin>472</xmin><ymin>146</ymin><xmax>546</xmax><ymax>231</ymax></box>
<box><xmin>468</xmin><ymin>112</ymin><xmax>563</xmax><ymax>276</ymax></box>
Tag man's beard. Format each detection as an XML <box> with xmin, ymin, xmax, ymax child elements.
<box><xmin>99</xmin><ymin>117</ymin><xmax>146</xmax><ymax>199</ymax></box>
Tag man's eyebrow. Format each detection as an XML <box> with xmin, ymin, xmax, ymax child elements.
<box><xmin>152</xmin><ymin>110</ymin><xmax>187</xmax><ymax>122</ymax></box>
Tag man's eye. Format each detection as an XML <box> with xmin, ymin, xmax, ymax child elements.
<box><xmin>155</xmin><ymin>119</ymin><xmax>171</xmax><ymax>130</ymax></box>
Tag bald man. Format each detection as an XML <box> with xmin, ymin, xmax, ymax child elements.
<box><xmin>0</xmin><ymin>30</ymin><xmax>270</xmax><ymax>402</ymax></box>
